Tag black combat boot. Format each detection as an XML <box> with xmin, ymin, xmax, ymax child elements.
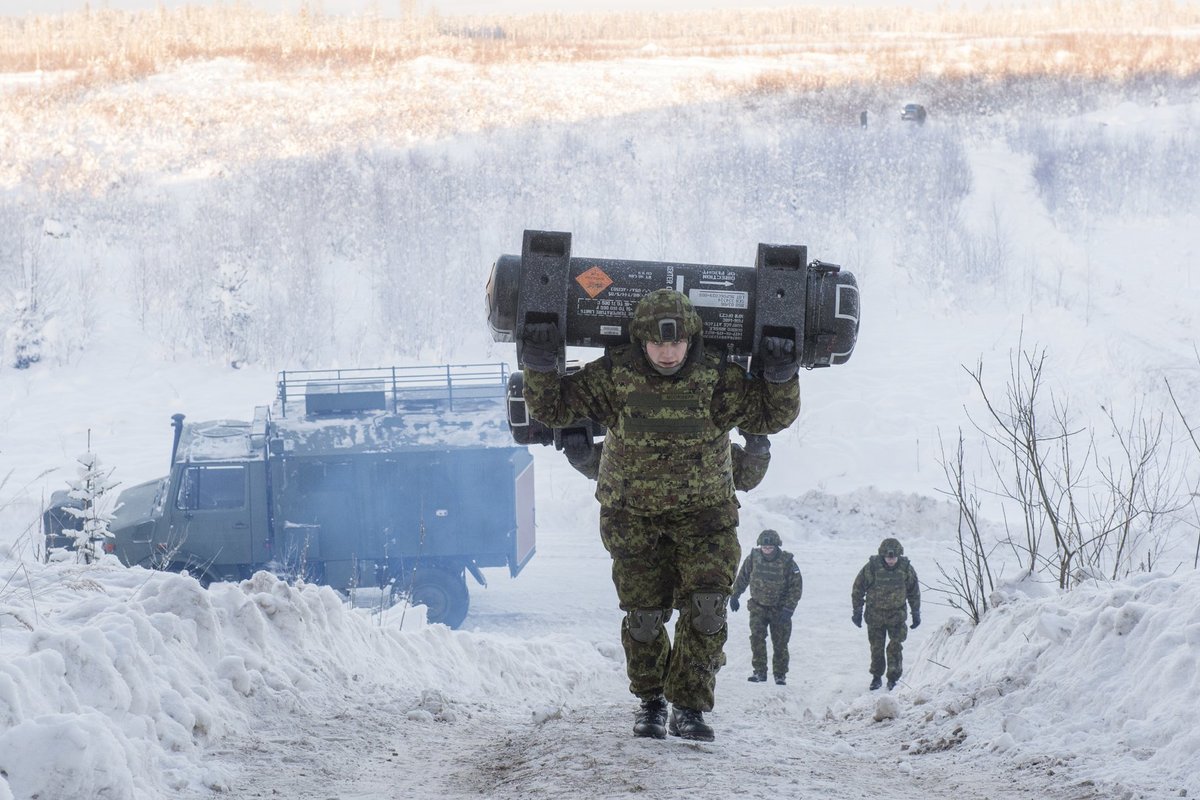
<box><xmin>668</xmin><ymin>707</ymin><xmax>715</xmax><ymax>742</ymax></box>
<box><xmin>869</xmin><ymin>675</ymin><xmax>882</xmax><ymax>691</ymax></box>
<box><xmin>774</xmin><ymin>675</ymin><xmax>786</xmax><ymax>686</ymax></box>
<box><xmin>747</xmin><ymin>670</ymin><xmax>767</xmax><ymax>682</ymax></box>
<box><xmin>633</xmin><ymin>694</ymin><xmax>668</xmax><ymax>739</ymax></box>
<box><xmin>887</xmin><ymin>678</ymin><xmax>898</xmax><ymax>691</ymax></box>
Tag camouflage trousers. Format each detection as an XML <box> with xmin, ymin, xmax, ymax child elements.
<box><xmin>866</xmin><ymin>619</ymin><xmax>908</xmax><ymax>680</ymax></box>
<box><xmin>747</xmin><ymin>601</ymin><xmax>793</xmax><ymax>677</ymax></box>
<box><xmin>599</xmin><ymin>500</ymin><xmax>740</xmax><ymax>712</ymax></box>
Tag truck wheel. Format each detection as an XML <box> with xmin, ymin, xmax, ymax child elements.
<box><xmin>409</xmin><ymin>568</ymin><xmax>470</xmax><ymax>629</ymax></box>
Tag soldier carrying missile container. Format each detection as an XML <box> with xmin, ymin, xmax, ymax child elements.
<box><xmin>486</xmin><ymin>230</ymin><xmax>859</xmax><ymax>743</ymax></box>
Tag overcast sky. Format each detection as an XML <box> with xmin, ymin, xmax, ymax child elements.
<box><xmin>4</xmin><ymin>0</ymin><xmax>1019</xmax><ymax>16</ymax></box>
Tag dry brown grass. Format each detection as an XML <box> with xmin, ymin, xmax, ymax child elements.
<box><xmin>2</xmin><ymin>1</ymin><xmax>1199</xmax><ymax>87</ymax></box>
<box><xmin>3</xmin><ymin>1</ymin><xmax>1199</xmax><ymax>196</ymax></box>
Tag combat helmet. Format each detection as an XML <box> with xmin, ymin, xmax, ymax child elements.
<box><xmin>629</xmin><ymin>289</ymin><xmax>703</xmax><ymax>345</ymax></box>
<box><xmin>757</xmin><ymin>529</ymin><xmax>782</xmax><ymax>547</ymax></box>
<box><xmin>878</xmin><ymin>537</ymin><xmax>904</xmax><ymax>557</ymax></box>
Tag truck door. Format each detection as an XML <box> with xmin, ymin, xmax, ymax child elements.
<box><xmin>171</xmin><ymin>463</ymin><xmax>254</xmax><ymax>565</ymax></box>
<box><xmin>289</xmin><ymin>460</ymin><xmax>358</xmax><ymax>566</ymax></box>
<box><xmin>510</xmin><ymin>450</ymin><xmax>536</xmax><ymax>576</ymax></box>
<box><xmin>373</xmin><ymin>454</ymin><xmax>457</xmax><ymax>556</ymax></box>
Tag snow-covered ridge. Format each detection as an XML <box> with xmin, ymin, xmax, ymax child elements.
<box><xmin>0</xmin><ymin>564</ymin><xmax>619</xmax><ymax>798</ymax></box>
<box><xmin>3</xmin><ymin>540</ymin><xmax>1197</xmax><ymax>798</ymax></box>
<box><xmin>903</xmin><ymin>570</ymin><xmax>1200</xmax><ymax>798</ymax></box>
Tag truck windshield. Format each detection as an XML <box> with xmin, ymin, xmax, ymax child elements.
<box><xmin>177</xmin><ymin>465</ymin><xmax>246</xmax><ymax>511</ymax></box>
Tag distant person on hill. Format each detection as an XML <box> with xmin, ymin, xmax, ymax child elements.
<box><xmin>520</xmin><ymin>288</ymin><xmax>799</xmax><ymax>743</ymax></box>
<box><xmin>850</xmin><ymin>537</ymin><xmax>921</xmax><ymax>691</ymax></box>
<box><xmin>728</xmin><ymin>529</ymin><xmax>803</xmax><ymax>685</ymax></box>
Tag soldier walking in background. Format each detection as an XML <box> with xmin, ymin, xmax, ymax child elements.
<box><xmin>850</xmin><ymin>537</ymin><xmax>921</xmax><ymax>690</ymax></box>
<box><xmin>729</xmin><ymin>529</ymin><xmax>803</xmax><ymax>685</ymax></box>
<box><xmin>520</xmin><ymin>289</ymin><xmax>800</xmax><ymax>742</ymax></box>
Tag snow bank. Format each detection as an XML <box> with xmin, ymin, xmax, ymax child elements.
<box><xmin>908</xmin><ymin>570</ymin><xmax>1200</xmax><ymax>798</ymax></box>
<box><xmin>0</xmin><ymin>561</ymin><xmax>619</xmax><ymax>799</ymax></box>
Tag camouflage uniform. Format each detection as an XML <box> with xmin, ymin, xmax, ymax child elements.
<box><xmin>730</xmin><ymin>529</ymin><xmax>803</xmax><ymax>681</ymax></box>
<box><xmin>851</xmin><ymin>537</ymin><xmax>921</xmax><ymax>685</ymax></box>
<box><xmin>729</xmin><ymin>438</ymin><xmax>771</xmax><ymax>491</ymax></box>
<box><xmin>566</xmin><ymin>435</ymin><xmax>771</xmax><ymax>491</ymax></box>
<box><xmin>523</xmin><ymin>290</ymin><xmax>799</xmax><ymax>713</ymax></box>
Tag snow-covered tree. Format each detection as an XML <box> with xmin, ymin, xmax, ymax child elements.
<box><xmin>3</xmin><ymin>288</ymin><xmax>45</xmax><ymax>369</ymax></box>
<box><xmin>3</xmin><ymin>216</ymin><xmax>63</xmax><ymax>370</ymax></box>
<box><xmin>62</xmin><ymin>446</ymin><xmax>120</xmax><ymax>564</ymax></box>
<box><xmin>210</xmin><ymin>253</ymin><xmax>254</xmax><ymax>369</ymax></box>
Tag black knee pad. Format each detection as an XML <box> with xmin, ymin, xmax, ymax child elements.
<box><xmin>689</xmin><ymin>591</ymin><xmax>727</xmax><ymax>635</ymax></box>
<box><xmin>626</xmin><ymin>608</ymin><xmax>668</xmax><ymax>643</ymax></box>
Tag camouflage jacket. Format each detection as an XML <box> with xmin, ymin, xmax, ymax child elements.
<box><xmin>568</xmin><ymin>438</ymin><xmax>770</xmax><ymax>492</ymax></box>
<box><xmin>523</xmin><ymin>344</ymin><xmax>799</xmax><ymax>514</ymax></box>
<box><xmin>851</xmin><ymin>555</ymin><xmax>920</xmax><ymax>624</ymax></box>
<box><xmin>731</xmin><ymin>548</ymin><xmax>803</xmax><ymax>610</ymax></box>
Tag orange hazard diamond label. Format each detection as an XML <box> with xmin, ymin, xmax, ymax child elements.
<box><xmin>576</xmin><ymin>266</ymin><xmax>614</xmax><ymax>298</ymax></box>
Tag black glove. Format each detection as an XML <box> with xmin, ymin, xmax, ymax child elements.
<box><xmin>729</xmin><ymin>596</ymin><xmax>740</xmax><ymax>612</ymax></box>
<box><xmin>562</xmin><ymin>431</ymin><xmax>591</xmax><ymax>464</ymax></box>
<box><xmin>911</xmin><ymin>611</ymin><xmax>921</xmax><ymax>629</ymax></box>
<box><xmin>738</xmin><ymin>428</ymin><xmax>771</xmax><ymax>456</ymax></box>
<box><xmin>851</xmin><ymin>610</ymin><xmax>863</xmax><ymax>628</ymax></box>
<box><xmin>520</xmin><ymin>322</ymin><xmax>561</xmax><ymax>372</ymax></box>
<box><xmin>760</xmin><ymin>336</ymin><xmax>799</xmax><ymax>383</ymax></box>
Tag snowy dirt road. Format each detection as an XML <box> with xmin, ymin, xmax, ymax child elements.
<box><xmin>188</xmin><ymin>457</ymin><xmax>1114</xmax><ymax>800</ymax></box>
<box><xmin>197</xmin><ymin>679</ymin><xmax>1107</xmax><ymax>800</ymax></box>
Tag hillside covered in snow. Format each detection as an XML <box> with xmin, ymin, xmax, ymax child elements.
<box><xmin>2</xmin><ymin>5</ymin><xmax>1199</xmax><ymax>799</ymax></box>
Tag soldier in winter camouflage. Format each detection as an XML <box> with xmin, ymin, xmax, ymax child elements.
<box><xmin>729</xmin><ymin>529</ymin><xmax>803</xmax><ymax>685</ymax></box>
<box><xmin>851</xmin><ymin>537</ymin><xmax>921</xmax><ymax>691</ymax></box>
<box><xmin>521</xmin><ymin>288</ymin><xmax>800</xmax><ymax>742</ymax></box>
<box><xmin>562</xmin><ymin>428</ymin><xmax>772</xmax><ymax>491</ymax></box>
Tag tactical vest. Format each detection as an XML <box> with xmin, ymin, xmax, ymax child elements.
<box><xmin>747</xmin><ymin>550</ymin><xmax>800</xmax><ymax>607</ymax></box>
<box><xmin>864</xmin><ymin>555</ymin><xmax>914</xmax><ymax>618</ymax></box>
<box><xmin>596</xmin><ymin>345</ymin><xmax>733</xmax><ymax>513</ymax></box>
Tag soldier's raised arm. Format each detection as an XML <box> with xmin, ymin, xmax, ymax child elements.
<box><xmin>521</xmin><ymin>353</ymin><xmax>617</xmax><ymax>430</ymax></box>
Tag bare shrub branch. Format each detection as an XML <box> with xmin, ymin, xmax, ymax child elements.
<box><xmin>934</xmin><ymin>428</ymin><xmax>996</xmax><ymax>623</ymax></box>
<box><xmin>1164</xmin><ymin>344</ymin><xmax>1200</xmax><ymax>568</ymax></box>
<box><xmin>940</xmin><ymin>341</ymin><xmax>1197</xmax><ymax>615</ymax></box>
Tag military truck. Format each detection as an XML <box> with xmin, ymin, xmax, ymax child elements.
<box><xmin>900</xmin><ymin>103</ymin><xmax>928</xmax><ymax>124</ymax></box>
<box><xmin>47</xmin><ymin>364</ymin><xmax>535</xmax><ymax>628</ymax></box>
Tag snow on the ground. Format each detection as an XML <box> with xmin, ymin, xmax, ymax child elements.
<box><xmin>2</xmin><ymin>454</ymin><xmax>1196</xmax><ymax>798</ymax></box>
<box><xmin>2</xmin><ymin>22</ymin><xmax>1200</xmax><ymax>800</ymax></box>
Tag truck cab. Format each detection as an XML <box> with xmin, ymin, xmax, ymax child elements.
<box><xmin>110</xmin><ymin>414</ymin><xmax>272</xmax><ymax>583</ymax></box>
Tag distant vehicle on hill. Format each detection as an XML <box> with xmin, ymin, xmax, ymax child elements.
<box><xmin>43</xmin><ymin>364</ymin><xmax>536</xmax><ymax>629</ymax></box>
<box><xmin>901</xmin><ymin>103</ymin><xmax>928</xmax><ymax>124</ymax></box>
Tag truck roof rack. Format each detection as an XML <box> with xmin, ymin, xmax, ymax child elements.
<box><xmin>276</xmin><ymin>363</ymin><xmax>511</xmax><ymax>418</ymax></box>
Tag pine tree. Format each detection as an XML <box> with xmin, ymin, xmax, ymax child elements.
<box><xmin>212</xmin><ymin>254</ymin><xmax>253</xmax><ymax>369</ymax></box>
<box><xmin>61</xmin><ymin>436</ymin><xmax>120</xmax><ymax>564</ymax></box>
<box><xmin>4</xmin><ymin>289</ymin><xmax>45</xmax><ymax>369</ymax></box>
